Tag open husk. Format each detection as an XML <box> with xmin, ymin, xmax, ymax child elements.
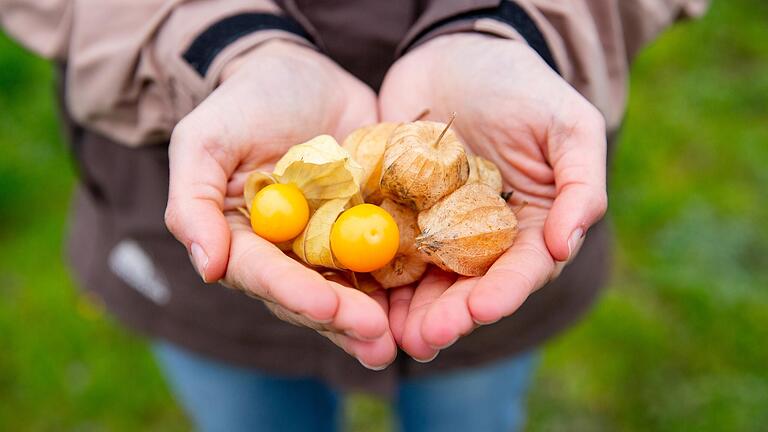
<box><xmin>466</xmin><ymin>155</ymin><xmax>503</xmax><ymax>194</ymax></box>
<box><xmin>292</xmin><ymin>198</ymin><xmax>350</xmax><ymax>269</ymax></box>
<box><xmin>370</xmin><ymin>199</ymin><xmax>427</xmax><ymax>288</ymax></box>
<box><xmin>342</xmin><ymin>122</ymin><xmax>399</xmax><ymax>204</ymax></box>
<box><xmin>416</xmin><ymin>183</ymin><xmax>518</xmax><ymax>276</ymax></box>
<box><xmin>380</xmin><ymin>120</ymin><xmax>469</xmax><ymax>210</ymax></box>
<box><xmin>243</xmin><ymin>172</ymin><xmax>277</xmax><ymax>212</ymax></box>
<box><xmin>273</xmin><ymin>135</ymin><xmax>363</xmax><ymax>209</ymax></box>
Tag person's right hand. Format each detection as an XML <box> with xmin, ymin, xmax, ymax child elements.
<box><xmin>164</xmin><ymin>40</ymin><xmax>396</xmax><ymax>370</ymax></box>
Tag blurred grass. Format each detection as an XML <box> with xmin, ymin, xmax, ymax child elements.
<box><xmin>1</xmin><ymin>0</ymin><xmax>766</xmax><ymax>430</ymax></box>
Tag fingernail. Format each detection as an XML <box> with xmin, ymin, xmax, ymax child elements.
<box><xmin>359</xmin><ymin>359</ymin><xmax>388</xmax><ymax>371</ymax></box>
<box><xmin>567</xmin><ymin>228</ymin><xmax>584</xmax><ymax>259</ymax></box>
<box><xmin>414</xmin><ymin>351</ymin><xmax>439</xmax><ymax>363</ymax></box>
<box><xmin>190</xmin><ymin>243</ymin><xmax>209</xmax><ymax>282</ymax></box>
<box><xmin>429</xmin><ymin>336</ymin><xmax>459</xmax><ymax>350</ymax></box>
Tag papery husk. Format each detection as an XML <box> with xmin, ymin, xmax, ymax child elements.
<box><xmin>343</xmin><ymin>122</ymin><xmax>399</xmax><ymax>204</ymax></box>
<box><xmin>466</xmin><ymin>155</ymin><xmax>503</xmax><ymax>194</ymax></box>
<box><xmin>273</xmin><ymin>135</ymin><xmax>364</xmax><ymax>209</ymax></box>
<box><xmin>320</xmin><ymin>269</ymin><xmax>357</xmax><ymax>289</ymax></box>
<box><xmin>243</xmin><ymin>171</ymin><xmax>277</xmax><ymax>212</ymax></box>
<box><xmin>416</xmin><ymin>183</ymin><xmax>518</xmax><ymax>276</ymax></box>
<box><xmin>380</xmin><ymin>120</ymin><xmax>469</xmax><ymax>210</ymax></box>
<box><xmin>350</xmin><ymin>272</ymin><xmax>385</xmax><ymax>294</ymax></box>
<box><xmin>370</xmin><ymin>199</ymin><xmax>427</xmax><ymax>288</ymax></box>
<box><xmin>292</xmin><ymin>198</ymin><xmax>350</xmax><ymax>269</ymax></box>
<box><xmin>322</xmin><ymin>270</ymin><xmax>384</xmax><ymax>294</ymax></box>
<box><xmin>371</xmin><ymin>254</ymin><xmax>427</xmax><ymax>288</ymax></box>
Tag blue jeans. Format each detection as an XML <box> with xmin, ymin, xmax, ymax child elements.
<box><xmin>153</xmin><ymin>342</ymin><xmax>538</xmax><ymax>432</ymax></box>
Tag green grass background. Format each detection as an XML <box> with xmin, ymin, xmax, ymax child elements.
<box><xmin>1</xmin><ymin>1</ymin><xmax>766</xmax><ymax>430</ymax></box>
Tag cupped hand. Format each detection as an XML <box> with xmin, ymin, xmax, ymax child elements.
<box><xmin>164</xmin><ymin>40</ymin><xmax>395</xmax><ymax>369</ymax></box>
<box><xmin>380</xmin><ymin>34</ymin><xmax>608</xmax><ymax>361</ymax></box>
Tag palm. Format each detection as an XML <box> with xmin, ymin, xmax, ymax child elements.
<box><xmin>379</xmin><ymin>34</ymin><xmax>607</xmax><ymax>360</ymax></box>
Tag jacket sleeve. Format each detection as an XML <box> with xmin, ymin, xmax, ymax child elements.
<box><xmin>0</xmin><ymin>1</ymin><xmax>314</xmax><ymax>146</ymax></box>
<box><xmin>399</xmin><ymin>0</ymin><xmax>709</xmax><ymax>131</ymax></box>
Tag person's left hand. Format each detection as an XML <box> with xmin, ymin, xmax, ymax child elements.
<box><xmin>379</xmin><ymin>33</ymin><xmax>608</xmax><ymax>361</ymax></box>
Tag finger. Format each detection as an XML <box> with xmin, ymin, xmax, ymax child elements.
<box><xmin>551</xmin><ymin>234</ymin><xmax>585</xmax><ymax>281</ymax></box>
<box><xmin>226</xmin><ymin>214</ymin><xmax>339</xmax><ymax>323</ymax></box>
<box><xmin>262</xmin><ymin>284</ymin><xmax>387</xmax><ymax>342</ymax></box>
<box><xmin>401</xmin><ymin>268</ymin><xmax>455</xmax><ymax>362</ymax></box>
<box><xmin>328</xmin><ymin>282</ymin><xmax>389</xmax><ymax>341</ymax></box>
<box><xmin>255</xmin><ymin>271</ymin><xmax>387</xmax><ymax>341</ymax></box>
<box><xmin>368</xmin><ymin>287</ymin><xmax>390</xmax><ymax>318</ymax></box>
<box><xmin>166</xmin><ymin>125</ymin><xmax>238</xmax><ymax>282</ymax></box>
<box><xmin>267</xmin><ymin>303</ymin><xmax>396</xmax><ymax>370</ymax></box>
<box><xmin>321</xmin><ymin>331</ymin><xmax>397</xmax><ymax>371</ymax></box>
<box><xmin>319</xmin><ymin>278</ymin><xmax>394</xmax><ymax>368</ymax></box>
<box><xmin>468</xmin><ymin>215</ymin><xmax>554</xmax><ymax>325</ymax></box>
<box><xmin>292</xmin><ymin>266</ymin><xmax>389</xmax><ymax>340</ymax></box>
<box><xmin>544</xmin><ymin>111</ymin><xmax>608</xmax><ymax>261</ymax></box>
<box><xmin>388</xmin><ymin>286</ymin><xmax>415</xmax><ymax>346</ymax></box>
<box><xmin>263</xmin><ymin>302</ymin><xmax>325</xmax><ymax>331</ymax></box>
<box><xmin>420</xmin><ymin>277</ymin><xmax>479</xmax><ymax>350</ymax></box>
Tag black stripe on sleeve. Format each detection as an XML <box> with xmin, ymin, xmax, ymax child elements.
<box><xmin>405</xmin><ymin>1</ymin><xmax>559</xmax><ymax>74</ymax></box>
<box><xmin>182</xmin><ymin>13</ymin><xmax>313</xmax><ymax>77</ymax></box>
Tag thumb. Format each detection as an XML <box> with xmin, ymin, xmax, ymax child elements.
<box><xmin>165</xmin><ymin>125</ymin><xmax>234</xmax><ymax>282</ymax></box>
<box><xmin>543</xmin><ymin>112</ymin><xmax>608</xmax><ymax>262</ymax></box>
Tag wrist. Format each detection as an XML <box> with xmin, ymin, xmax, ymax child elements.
<box><xmin>403</xmin><ymin>32</ymin><xmax>516</xmax><ymax>73</ymax></box>
<box><xmin>421</xmin><ymin>32</ymin><xmax>501</xmax><ymax>51</ymax></box>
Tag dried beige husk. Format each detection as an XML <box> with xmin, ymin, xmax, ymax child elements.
<box><xmin>370</xmin><ymin>199</ymin><xmax>427</xmax><ymax>288</ymax></box>
<box><xmin>380</xmin><ymin>120</ymin><xmax>469</xmax><ymax>210</ymax></box>
<box><xmin>416</xmin><ymin>183</ymin><xmax>518</xmax><ymax>276</ymax></box>
<box><xmin>321</xmin><ymin>270</ymin><xmax>384</xmax><ymax>294</ymax></box>
<box><xmin>371</xmin><ymin>254</ymin><xmax>427</xmax><ymax>289</ymax></box>
<box><xmin>292</xmin><ymin>198</ymin><xmax>350</xmax><ymax>269</ymax></box>
<box><xmin>350</xmin><ymin>272</ymin><xmax>384</xmax><ymax>294</ymax></box>
<box><xmin>343</xmin><ymin>122</ymin><xmax>399</xmax><ymax>204</ymax></box>
<box><xmin>273</xmin><ymin>135</ymin><xmax>364</xmax><ymax>209</ymax></box>
<box><xmin>243</xmin><ymin>172</ymin><xmax>277</xmax><ymax>212</ymax></box>
<box><xmin>466</xmin><ymin>155</ymin><xmax>503</xmax><ymax>194</ymax></box>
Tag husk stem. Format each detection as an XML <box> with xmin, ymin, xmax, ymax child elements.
<box><xmin>433</xmin><ymin>112</ymin><xmax>457</xmax><ymax>148</ymax></box>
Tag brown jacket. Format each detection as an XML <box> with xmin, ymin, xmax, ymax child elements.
<box><xmin>1</xmin><ymin>0</ymin><xmax>706</xmax><ymax>393</ymax></box>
